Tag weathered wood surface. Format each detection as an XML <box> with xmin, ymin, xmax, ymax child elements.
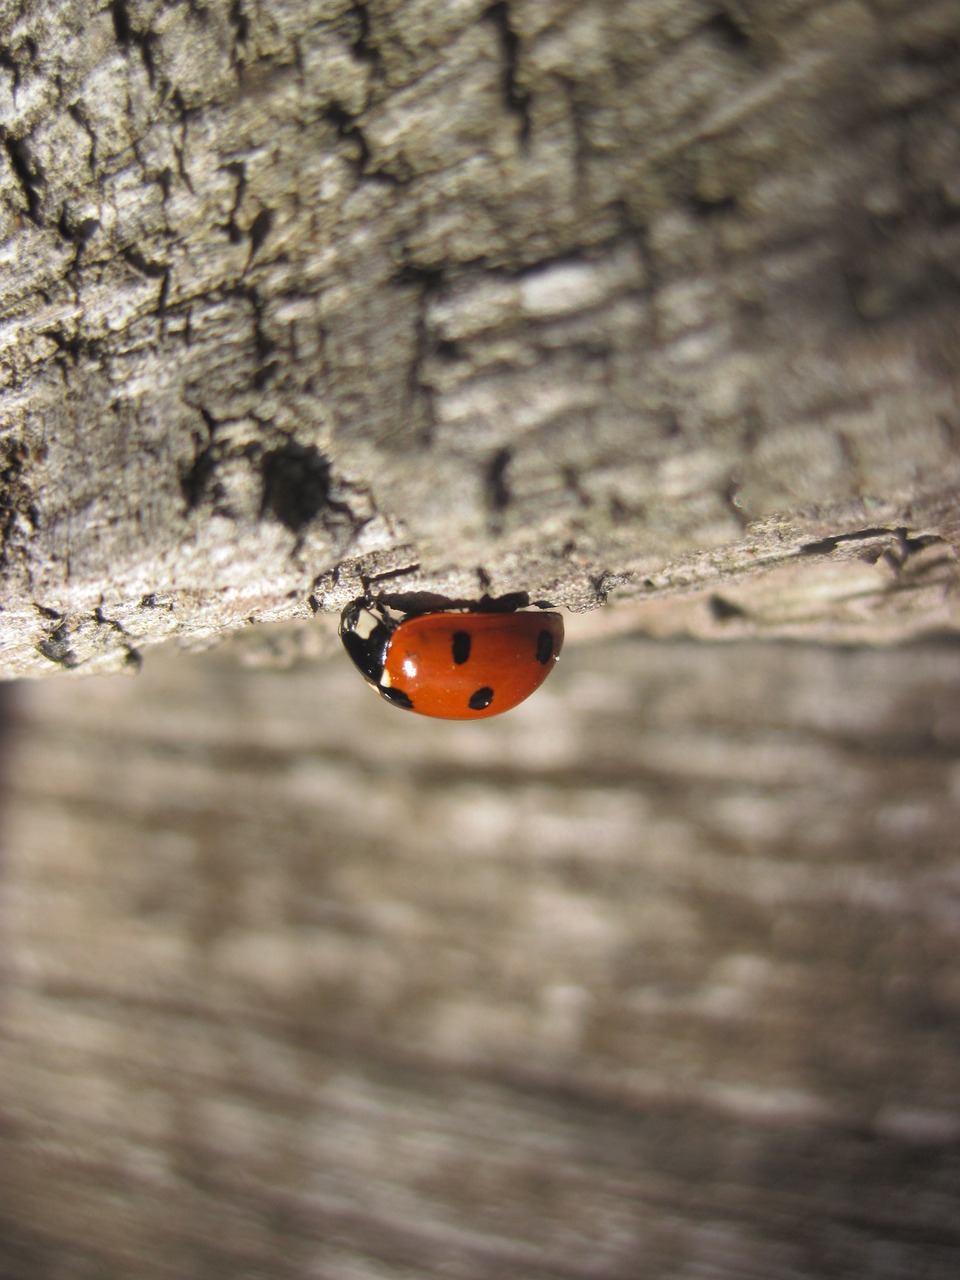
<box><xmin>0</xmin><ymin>0</ymin><xmax>957</xmax><ymax>675</ymax></box>
<box><xmin>2</xmin><ymin>0</ymin><xmax>959</xmax><ymax>1274</ymax></box>
<box><xmin>1</xmin><ymin>628</ymin><xmax>959</xmax><ymax>1278</ymax></box>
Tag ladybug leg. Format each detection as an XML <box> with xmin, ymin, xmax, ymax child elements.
<box><xmin>338</xmin><ymin>597</ymin><xmax>365</xmax><ymax>637</ymax></box>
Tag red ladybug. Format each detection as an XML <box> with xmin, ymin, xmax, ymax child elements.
<box><xmin>339</xmin><ymin>600</ymin><xmax>564</xmax><ymax>719</ymax></box>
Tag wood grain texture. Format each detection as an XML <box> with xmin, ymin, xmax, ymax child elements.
<box><xmin>0</xmin><ymin>0</ymin><xmax>957</xmax><ymax>674</ymax></box>
<box><xmin>1</xmin><ymin>628</ymin><xmax>958</xmax><ymax>1277</ymax></box>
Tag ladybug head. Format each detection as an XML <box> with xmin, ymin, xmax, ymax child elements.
<box><xmin>339</xmin><ymin>599</ymin><xmax>393</xmax><ymax>686</ymax></box>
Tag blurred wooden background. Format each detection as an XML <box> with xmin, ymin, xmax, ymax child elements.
<box><xmin>2</xmin><ymin>624</ymin><xmax>958</xmax><ymax>1278</ymax></box>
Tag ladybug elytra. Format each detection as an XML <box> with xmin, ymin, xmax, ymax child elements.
<box><xmin>339</xmin><ymin>599</ymin><xmax>564</xmax><ymax>720</ymax></box>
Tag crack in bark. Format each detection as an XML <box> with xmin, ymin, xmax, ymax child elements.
<box><xmin>123</xmin><ymin>247</ymin><xmax>172</xmax><ymax>317</ymax></box>
<box><xmin>36</xmin><ymin>620</ymin><xmax>78</xmax><ymax>668</ymax></box>
<box><xmin>348</xmin><ymin>0</ymin><xmax>381</xmax><ymax>73</ymax></box>
<box><xmin>486</xmin><ymin>446</ymin><xmax>512</xmax><ymax>517</ymax></box>
<box><xmin>486</xmin><ymin>1</ymin><xmax>531</xmax><ymax>145</ymax></box>
<box><xmin>110</xmin><ymin>0</ymin><xmax>158</xmax><ymax>86</ymax></box>
<box><xmin>56</xmin><ymin>208</ymin><xmax>100</xmax><ymax>271</ymax></box>
<box><xmin>324</xmin><ymin>102</ymin><xmax>378</xmax><ymax>181</ymax></box>
<box><xmin>222</xmin><ymin>160</ymin><xmax>247</xmax><ymax>244</ymax></box>
<box><xmin>67</xmin><ymin>102</ymin><xmax>98</xmax><ymax>173</ymax></box>
<box><xmin>41</xmin><ymin>325</ymin><xmax>102</xmax><ymax>368</ymax></box>
<box><xmin>0</xmin><ymin>38</ymin><xmax>34</xmax><ymax>94</ymax></box>
<box><xmin>179</xmin><ymin>408</ymin><xmax>219</xmax><ymax>512</ymax></box>
<box><xmin>245</xmin><ymin>207</ymin><xmax>273</xmax><ymax>265</ymax></box>
<box><xmin>1</xmin><ymin>130</ymin><xmax>43</xmax><ymax>222</ymax></box>
<box><xmin>798</xmin><ymin>528</ymin><xmax>910</xmax><ymax>558</ymax></box>
<box><xmin>170</xmin><ymin>90</ymin><xmax>196</xmax><ymax>192</ymax></box>
<box><xmin>228</xmin><ymin>0</ymin><xmax>249</xmax><ymax>60</ymax></box>
<box><xmin>246</xmin><ymin>287</ymin><xmax>279</xmax><ymax>388</ymax></box>
<box><xmin>93</xmin><ymin>606</ymin><xmax>142</xmax><ymax>670</ymax></box>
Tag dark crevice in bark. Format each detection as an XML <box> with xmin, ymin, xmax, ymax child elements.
<box><xmin>348</xmin><ymin>0</ymin><xmax>381</xmax><ymax>73</ymax></box>
<box><xmin>228</xmin><ymin>0</ymin><xmax>249</xmax><ymax>51</ymax></box>
<box><xmin>222</xmin><ymin>160</ymin><xmax>247</xmax><ymax>244</ymax></box>
<box><xmin>798</xmin><ymin>529</ymin><xmax>937</xmax><ymax>558</ymax></box>
<box><xmin>2</xmin><ymin>130</ymin><xmax>44</xmax><ymax>222</ymax></box>
<box><xmin>324</xmin><ymin>102</ymin><xmax>372</xmax><ymax>178</ymax></box>
<box><xmin>93</xmin><ymin>607</ymin><xmax>143</xmax><ymax>670</ymax></box>
<box><xmin>110</xmin><ymin>0</ymin><xmax>158</xmax><ymax>85</ymax></box>
<box><xmin>179</xmin><ymin>409</ymin><xmax>219</xmax><ymax>512</ymax></box>
<box><xmin>246</xmin><ymin>207</ymin><xmax>273</xmax><ymax>263</ymax></box>
<box><xmin>702</xmin><ymin>6</ymin><xmax>754</xmax><ymax>55</ymax></box>
<box><xmin>260</xmin><ymin>443</ymin><xmax>336</xmax><ymax>534</ymax></box>
<box><xmin>67</xmin><ymin>102</ymin><xmax>98</xmax><ymax>172</ymax></box>
<box><xmin>35</xmin><ymin>620</ymin><xmax>79</xmax><ymax>668</ymax></box>
<box><xmin>41</xmin><ymin>326</ymin><xmax>102</xmax><ymax>366</ymax></box>
<box><xmin>123</xmin><ymin>246</ymin><xmax>168</xmax><ymax>278</ymax></box>
<box><xmin>57</xmin><ymin>208</ymin><xmax>100</xmax><ymax>270</ymax></box>
<box><xmin>486</xmin><ymin>446</ymin><xmax>512</xmax><ymax>516</ymax></box>
<box><xmin>487</xmin><ymin>1</ymin><xmax>531</xmax><ymax>145</ymax></box>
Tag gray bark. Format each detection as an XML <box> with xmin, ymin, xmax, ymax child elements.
<box><xmin>0</xmin><ymin>0</ymin><xmax>956</xmax><ymax>675</ymax></box>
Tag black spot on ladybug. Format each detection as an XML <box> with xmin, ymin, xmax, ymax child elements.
<box><xmin>469</xmin><ymin>686</ymin><xmax>494</xmax><ymax>711</ymax></box>
<box><xmin>536</xmin><ymin>630</ymin><xmax>554</xmax><ymax>664</ymax></box>
<box><xmin>451</xmin><ymin>630</ymin><xmax>471</xmax><ymax>665</ymax></box>
<box><xmin>382</xmin><ymin>686</ymin><xmax>414</xmax><ymax>710</ymax></box>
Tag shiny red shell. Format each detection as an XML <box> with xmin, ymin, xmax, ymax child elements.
<box><xmin>339</xmin><ymin>602</ymin><xmax>564</xmax><ymax>720</ymax></box>
<box><xmin>380</xmin><ymin>611</ymin><xmax>563</xmax><ymax>719</ymax></box>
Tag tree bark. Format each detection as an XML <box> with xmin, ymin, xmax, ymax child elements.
<box><xmin>0</xmin><ymin>0</ymin><xmax>956</xmax><ymax>676</ymax></box>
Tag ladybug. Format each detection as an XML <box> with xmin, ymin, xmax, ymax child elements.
<box><xmin>339</xmin><ymin>599</ymin><xmax>564</xmax><ymax>719</ymax></box>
